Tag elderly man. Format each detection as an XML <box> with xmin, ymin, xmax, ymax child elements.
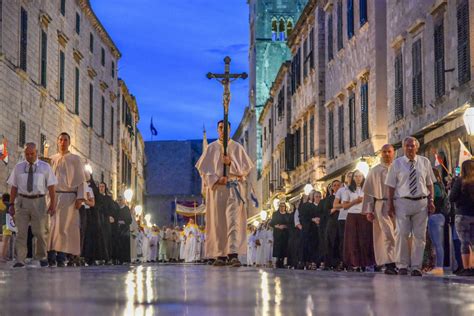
<box><xmin>362</xmin><ymin>144</ymin><xmax>397</xmax><ymax>275</ymax></box>
<box><xmin>48</xmin><ymin>133</ymin><xmax>87</xmax><ymax>267</ymax></box>
<box><xmin>7</xmin><ymin>143</ymin><xmax>57</xmax><ymax>268</ymax></box>
<box><xmin>386</xmin><ymin>136</ymin><xmax>436</xmax><ymax>276</ymax></box>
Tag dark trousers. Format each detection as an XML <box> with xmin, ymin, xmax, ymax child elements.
<box><xmin>325</xmin><ymin>215</ymin><xmax>341</xmax><ymax>268</ymax></box>
<box><xmin>343</xmin><ymin>213</ymin><xmax>375</xmax><ymax>268</ymax></box>
<box><xmin>48</xmin><ymin>251</ymin><xmax>66</xmax><ymax>263</ymax></box>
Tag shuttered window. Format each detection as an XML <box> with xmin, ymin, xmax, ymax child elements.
<box><xmin>328</xmin><ymin>111</ymin><xmax>335</xmax><ymax>159</ymax></box>
<box><xmin>111</xmin><ymin>61</ymin><xmax>115</xmax><ymax>78</ymax></box>
<box><xmin>40</xmin><ymin>30</ymin><xmax>47</xmax><ymax>87</ymax></box>
<box><xmin>285</xmin><ymin>134</ymin><xmax>295</xmax><ymax>171</ymax></box>
<box><xmin>295</xmin><ymin>129</ymin><xmax>301</xmax><ymax>166</ymax></box>
<box><xmin>101</xmin><ymin>96</ymin><xmax>105</xmax><ymax>137</ymax></box>
<box><xmin>309</xmin><ymin>115</ymin><xmax>314</xmax><ymax>157</ymax></box>
<box><xmin>89</xmin><ymin>33</ymin><xmax>94</xmax><ymax>53</ymax></box>
<box><xmin>347</xmin><ymin>0</ymin><xmax>354</xmax><ymax>39</ymax></box>
<box><xmin>434</xmin><ymin>20</ymin><xmax>445</xmax><ymax>98</ymax></box>
<box><xmin>110</xmin><ymin>107</ymin><xmax>114</xmax><ymax>145</ymax></box>
<box><xmin>303</xmin><ymin>122</ymin><xmax>308</xmax><ymax>162</ymax></box>
<box><xmin>361</xmin><ymin>82</ymin><xmax>369</xmax><ymax>141</ymax></box>
<box><xmin>59</xmin><ymin>51</ymin><xmax>65</xmax><ymax>103</ymax></box>
<box><xmin>309</xmin><ymin>29</ymin><xmax>315</xmax><ymax>69</ymax></box>
<box><xmin>75</xmin><ymin>12</ymin><xmax>80</xmax><ymax>34</ymax></box>
<box><xmin>349</xmin><ymin>92</ymin><xmax>356</xmax><ymax>147</ymax></box>
<box><xmin>74</xmin><ymin>67</ymin><xmax>80</xmax><ymax>114</ymax></box>
<box><xmin>338</xmin><ymin>105</ymin><xmax>345</xmax><ymax>154</ymax></box>
<box><xmin>101</xmin><ymin>47</ymin><xmax>105</xmax><ymax>66</ymax></box>
<box><xmin>296</xmin><ymin>48</ymin><xmax>302</xmax><ymax>88</ymax></box>
<box><xmin>457</xmin><ymin>0</ymin><xmax>471</xmax><ymax>85</ymax></box>
<box><xmin>337</xmin><ymin>0</ymin><xmax>343</xmax><ymax>50</ymax></box>
<box><xmin>412</xmin><ymin>39</ymin><xmax>423</xmax><ymax>109</ymax></box>
<box><xmin>277</xmin><ymin>89</ymin><xmax>284</xmax><ymax>119</ymax></box>
<box><xmin>394</xmin><ymin>52</ymin><xmax>404</xmax><ymax>120</ymax></box>
<box><xmin>19</xmin><ymin>120</ymin><xmax>26</xmax><ymax>147</ymax></box>
<box><xmin>20</xmin><ymin>7</ymin><xmax>28</xmax><ymax>71</ymax></box>
<box><xmin>360</xmin><ymin>0</ymin><xmax>367</xmax><ymax>26</ymax></box>
<box><xmin>40</xmin><ymin>133</ymin><xmax>46</xmax><ymax>156</ymax></box>
<box><xmin>328</xmin><ymin>13</ymin><xmax>334</xmax><ymax>61</ymax></box>
<box><xmin>89</xmin><ymin>84</ymin><xmax>94</xmax><ymax>127</ymax></box>
<box><xmin>60</xmin><ymin>0</ymin><xmax>66</xmax><ymax>16</ymax></box>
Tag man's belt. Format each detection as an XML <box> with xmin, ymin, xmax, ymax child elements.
<box><xmin>19</xmin><ymin>194</ymin><xmax>45</xmax><ymax>199</ymax></box>
<box><xmin>56</xmin><ymin>191</ymin><xmax>77</xmax><ymax>194</ymax></box>
<box><xmin>401</xmin><ymin>196</ymin><xmax>427</xmax><ymax>201</ymax></box>
<box><xmin>374</xmin><ymin>198</ymin><xmax>388</xmax><ymax>201</ymax></box>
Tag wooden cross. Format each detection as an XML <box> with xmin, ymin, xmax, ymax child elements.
<box><xmin>207</xmin><ymin>56</ymin><xmax>247</xmax><ymax>176</ymax></box>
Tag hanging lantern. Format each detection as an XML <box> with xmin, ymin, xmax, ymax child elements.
<box><xmin>304</xmin><ymin>183</ymin><xmax>314</xmax><ymax>196</ymax></box>
<box><xmin>124</xmin><ymin>189</ymin><xmax>133</xmax><ymax>203</ymax></box>
<box><xmin>356</xmin><ymin>159</ymin><xmax>370</xmax><ymax>177</ymax></box>
<box><xmin>260</xmin><ymin>210</ymin><xmax>268</xmax><ymax>221</ymax></box>
<box><xmin>463</xmin><ymin>107</ymin><xmax>474</xmax><ymax>136</ymax></box>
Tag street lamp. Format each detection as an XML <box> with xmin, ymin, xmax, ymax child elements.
<box><xmin>84</xmin><ymin>163</ymin><xmax>93</xmax><ymax>175</ymax></box>
<box><xmin>463</xmin><ymin>107</ymin><xmax>474</xmax><ymax>136</ymax></box>
<box><xmin>135</xmin><ymin>205</ymin><xmax>143</xmax><ymax>217</ymax></box>
<box><xmin>272</xmin><ymin>198</ymin><xmax>280</xmax><ymax>211</ymax></box>
<box><xmin>124</xmin><ymin>188</ymin><xmax>133</xmax><ymax>203</ymax></box>
<box><xmin>144</xmin><ymin>214</ymin><xmax>151</xmax><ymax>226</ymax></box>
<box><xmin>304</xmin><ymin>183</ymin><xmax>314</xmax><ymax>196</ymax></box>
<box><xmin>252</xmin><ymin>220</ymin><xmax>259</xmax><ymax>228</ymax></box>
<box><xmin>356</xmin><ymin>159</ymin><xmax>370</xmax><ymax>177</ymax></box>
<box><xmin>260</xmin><ymin>210</ymin><xmax>268</xmax><ymax>221</ymax></box>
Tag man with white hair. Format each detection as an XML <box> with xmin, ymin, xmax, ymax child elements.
<box><xmin>385</xmin><ymin>136</ymin><xmax>436</xmax><ymax>276</ymax></box>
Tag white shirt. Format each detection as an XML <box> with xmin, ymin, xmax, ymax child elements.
<box><xmin>385</xmin><ymin>155</ymin><xmax>436</xmax><ymax>199</ymax></box>
<box><xmin>335</xmin><ymin>186</ymin><xmax>349</xmax><ymax>220</ymax></box>
<box><xmin>342</xmin><ymin>187</ymin><xmax>364</xmax><ymax>214</ymax></box>
<box><xmin>7</xmin><ymin>159</ymin><xmax>58</xmax><ymax>195</ymax></box>
<box><xmin>83</xmin><ymin>186</ymin><xmax>95</xmax><ymax>209</ymax></box>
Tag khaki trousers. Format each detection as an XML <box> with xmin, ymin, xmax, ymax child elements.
<box><xmin>373</xmin><ymin>200</ymin><xmax>397</xmax><ymax>265</ymax></box>
<box><xmin>15</xmin><ymin>196</ymin><xmax>49</xmax><ymax>263</ymax></box>
<box><xmin>394</xmin><ymin>198</ymin><xmax>428</xmax><ymax>270</ymax></box>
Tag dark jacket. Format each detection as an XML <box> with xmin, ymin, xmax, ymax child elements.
<box><xmin>449</xmin><ymin>177</ymin><xmax>474</xmax><ymax>216</ymax></box>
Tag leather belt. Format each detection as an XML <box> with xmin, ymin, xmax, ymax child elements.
<box><xmin>401</xmin><ymin>196</ymin><xmax>427</xmax><ymax>201</ymax></box>
<box><xmin>375</xmin><ymin>198</ymin><xmax>388</xmax><ymax>201</ymax></box>
<box><xmin>19</xmin><ymin>194</ymin><xmax>45</xmax><ymax>199</ymax></box>
<box><xmin>56</xmin><ymin>191</ymin><xmax>77</xmax><ymax>194</ymax></box>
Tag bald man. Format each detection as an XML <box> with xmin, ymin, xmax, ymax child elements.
<box><xmin>362</xmin><ymin>144</ymin><xmax>397</xmax><ymax>275</ymax></box>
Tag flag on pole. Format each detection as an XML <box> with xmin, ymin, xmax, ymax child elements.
<box><xmin>458</xmin><ymin>138</ymin><xmax>472</xmax><ymax>167</ymax></box>
<box><xmin>0</xmin><ymin>138</ymin><xmax>9</xmax><ymax>165</ymax></box>
<box><xmin>150</xmin><ymin>117</ymin><xmax>158</xmax><ymax>136</ymax></box>
<box><xmin>250</xmin><ymin>186</ymin><xmax>259</xmax><ymax>208</ymax></box>
<box><xmin>434</xmin><ymin>153</ymin><xmax>443</xmax><ymax>167</ymax></box>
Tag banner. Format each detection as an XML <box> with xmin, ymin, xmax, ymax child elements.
<box><xmin>176</xmin><ymin>202</ymin><xmax>206</xmax><ymax>217</ymax></box>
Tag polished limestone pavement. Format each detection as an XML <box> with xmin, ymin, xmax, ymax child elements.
<box><xmin>1</xmin><ymin>263</ymin><xmax>474</xmax><ymax>316</ymax></box>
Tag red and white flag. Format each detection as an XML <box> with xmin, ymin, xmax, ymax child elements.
<box><xmin>0</xmin><ymin>138</ymin><xmax>8</xmax><ymax>165</ymax></box>
<box><xmin>458</xmin><ymin>138</ymin><xmax>472</xmax><ymax>167</ymax></box>
<box><xmin>434</xmin><ymin>153</ymin><xmax>443</xmax><ymax>167</ymax></box>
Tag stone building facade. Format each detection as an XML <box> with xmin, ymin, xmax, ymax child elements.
<box><xmin>386</xmin><ymin>0</ymin><xmax>474</xmax><ymax>176</ymax></box>
<box><xmin>322</xmin><ymin>0</ymin><xmax>388</xmax><ymax>184</ymax></box>
<box><xmin>0</xmin><ymin>1</ymin><xmax>144</xmax><ymax>199</ymax></box>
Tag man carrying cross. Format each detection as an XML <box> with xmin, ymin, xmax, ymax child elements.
<box><xmin>196</xmin><ymin>120</ymin><xmax>253</xmax><ymax>267</ymax></box>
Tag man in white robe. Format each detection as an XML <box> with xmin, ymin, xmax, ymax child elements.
<box><xmin>184</xmin><ymin>219</ymin><xmax>199</xmax><ymax>263</ymax></box>
<box><xmin>362</xmin><ymin>144</ymin><xmax>398</xmax><ymax>275</ymax></box>
<box><xmin>196</xmin><ymin>120</ymin><xmax>254</xmax><ymax>267</ymax></box>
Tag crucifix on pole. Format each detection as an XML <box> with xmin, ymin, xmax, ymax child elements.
<box><xmin>206</xmin><ymin>56</ymin><xmax>247</xmax><ymax>177</ymax></box>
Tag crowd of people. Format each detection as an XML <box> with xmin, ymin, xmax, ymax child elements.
<box><xmin>0</xmin><ymin>133</ymin><xmax>208</xmax><ymax>268</ymax></box>
<box><xmin>247</xmin><ymin>137</ymin><xmax>474</xmax><ymax>277</ymax></box>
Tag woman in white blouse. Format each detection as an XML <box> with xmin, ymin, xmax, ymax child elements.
<box><xmin>342</xmin><ymin>170</ymin><xmax>375</xmax><ymax>271</ymax></box>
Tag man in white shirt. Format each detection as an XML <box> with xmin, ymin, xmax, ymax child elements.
<box><xmin>385</xmin><ymin>136</ymin><xmax>436</xmax><ymax>276</ymax></box>
<box><xmin>7</xmin><ymin>143</ymin><xmax>57</xmax><ymax>268</ymax></box>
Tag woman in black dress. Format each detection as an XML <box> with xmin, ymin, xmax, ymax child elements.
<box><xmin>269</xmin><ymin>200</ymin><xmax>290</xmax><ymax>268</ymax></box>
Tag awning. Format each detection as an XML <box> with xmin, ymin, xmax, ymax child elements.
<box><xmin>317</xmin><ymin>160</ymin><xmax>358</xmax><ymax>182</ymax></box>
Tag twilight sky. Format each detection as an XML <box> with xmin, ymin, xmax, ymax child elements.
<box><xmin>90</xmin><ymin>0</ymin><xmax>250</xmax><ymax>141</ymax></box>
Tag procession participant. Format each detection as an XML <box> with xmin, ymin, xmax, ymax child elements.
<box><xmin>130</xmin><ymin>209</ymin><xmax>139</xmax><ymax>263</ymax></box>
<box><xmin>195</xmin><ymin>120</ymin><xmax>254</xmax><ymax>267</ymax></box>
<box><xmin>264</xmin><ymin>221</ymin><xmax>273</xmax><ymax>267</ymax></box>
<box><xmin>269</xmin><ymin>200</ymin><xmax>290</xmax><ymax>269</ymax></box>
<box><xmin>115</xmin><ymin>197</ymin><xmax>133</xmax><ymax>264</ymax></box>
<box><xmin>158</xmin><ymin>226</ymin><xmax>168</xmax><ymax>262</ymax></box>
<box><xmin>148</xmin><ymin>226</ymin><xmax>160</xmax><ymax>262</ymax></box>
<box><xmin>48</xmin><ymin>133</ymin><xmax>86</xmax><ymax>267</ymax></box>
<box><xmin>254</xmin><ymin>223</ymin><xmax>267</xmax><ymax>267</ymax></box>
<box><xmin>296</xmin><ymin>192</ymin><xmax>319</xmax><ymax>270</ymax></box>
<box><xmin>94</xmin><ymin>182</ymin><xmax>115</xmax><ymax>263</ymax></box>
<box><xmin>362</xmin><ymin>144</ymin><xmax>397</xmax><ymax>275</ymax></box>
<box><xmin>179</xmin><ymin>228</ymin><xmax>186</xmax><ymax>261</ymax></box>
<box><xmin>246</xmin><ymin>226</ymin><xmax>257</xmax><ymax>266</ymax></box>
<box><xmin>386</xmin><ymin>136</ymin><xmax>436</xmax><ymax>276</ymax></box>
<box><xmin>7</xmin><ymin>143</ymin><xmax>57</xmax><ymax>268</ymax></box>
<box><xmin>324</xmin><ymin>180</ymin><xmax>342</xmax><ymax>270</ymax></box>
<box><xmin>334</xmin><ymin>172</ymin><xmax>353</xmax><ymax>270</ymax></box>
<box><xmin>342</xmin><ymin>170</ymin><xmax>375</xmax><ymax>270</ymax></box>
<box><xmin>78</xmin><ymin>177</ymin><xmax>95</xmax><ymax>264</ymax></box>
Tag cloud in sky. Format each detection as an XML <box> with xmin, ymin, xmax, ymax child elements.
<box><xmin>90</xmin><ymin>0</ymin><xmax>250</xmax><ymax>141</ymax></box>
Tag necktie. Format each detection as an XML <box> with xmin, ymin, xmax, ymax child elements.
<box><xmin>408</xmin><ymin>160</ymin><xmax>418</xmax><ymax>196</ymax></box>
<box><xmin>27</xmin><ymin>163</ymin><xmax>34</xmax><ymax>193</ymax></box>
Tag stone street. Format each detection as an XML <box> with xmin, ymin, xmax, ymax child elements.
<box><xmin>1</xmin><ymin>264</ymin><xmax>473</xmax><ymax>316</ymax></box>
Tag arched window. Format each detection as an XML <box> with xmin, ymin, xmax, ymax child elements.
<box><xmin>287</xmin><ymin>20</ymin><xmax>294</xmax><ymax>37</ymax></box>
<box><xmin>279</xmin><ymin>18</ymin><xmax>286</xmax><ymax>41</ymax></box>
<box><xmin>272</xmin><ymin>18</ymin><xmax>278</xmax><ymax>41</ymax></box>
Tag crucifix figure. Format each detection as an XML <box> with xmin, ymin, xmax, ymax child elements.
<box><xmin>207</xmin><ymin>56</ymin><xmax>247</xmax><ymax>176</ymax></box>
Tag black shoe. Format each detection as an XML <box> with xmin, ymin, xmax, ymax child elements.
<box><xmin>458</xmin><ymin>268</ymin><xmax>474</xmax><ymax>277</ymax></box>
<box><xmin>13</xmin><ymin>262</ymin><xmax>25</xmax><ymax>268</ymax></box>
<box><xmin>398</xmin><ymin>268</ymin><xmax>408</xmax><ymax>275</ymax></box>
<box><xmin>57</xmin><ymin>261</ymin><xmax>66</xmax><ymax>268</ymax></box>
<box><xmin>40</xmin><ymin>260</ymin><xmax>49</xmax><ymax>267</ymax></box>
<box><xmin>384</xmin><ymin>267</ymin><xmax>398</xmax><ymax>275</ymax></box>
<box><xmin>411</xmin><ymin>269</ymin><xmax>423</xmax><ymax>277</ymax></box>
<box><xmin>48</xmin><ymin>260</ymin><xmax>57</xmax><ymax>267</ymax></box>
<box><xmin>453</xmin><ymin>267</ymin><xmax>464</xmax><ymax>275</ymax></box>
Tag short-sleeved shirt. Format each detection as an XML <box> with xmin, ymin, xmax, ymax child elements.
<box><xmin>385</xmin><ymin>155</ymin><xmax>436</xmax><ymax>199</ymax></box>
<box><xmin>342</xmin><ymin>187</ymin><xmax>364</xmax><ymax>214</ymax></box>
<box><xmin>7</xmin><ymin>159</ymin><xmax>58</xmax><ymax>195</ymax></box>
<box><xmin>83</xmin><ymin>186</ymin><xmax>95</xmax><ymax>209</ymax></box>
<box><xmin>335</xmin><ymin>186</ymin><xmax>348</xmax><ymax>220</ymax></box>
